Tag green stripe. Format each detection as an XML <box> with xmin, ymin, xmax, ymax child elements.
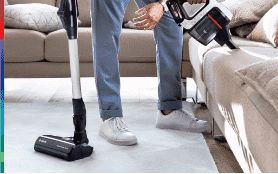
<box><xmin>1</xmin><ymin>162</ymin><xmax>3</xmax><ymax>173</ymax></box>
<box><xmin>0</xmin><ymin>136</ymin><xmax>3</xmax><ymax>173</ymax></box>
<box><xmin>0</xmin><ymin>152</ymin><xmax>4</xmax><ymax>163</ymax></box>
<box><xmin>1</xmin><ymin>136</ymin><xmax>3</xmax><ymax>152</ymax></box>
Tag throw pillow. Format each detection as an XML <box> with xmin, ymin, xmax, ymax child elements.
<box><xmin>247</xmin><ymin>4</ymin><xmax>278</xmax><ymax>48</ymax></box>
<box><xmin>230</xmin><ymin>22</ymin><xmax>257</xmax><ymax>38</ymax></box>
<box><xmin>4</xmin><ymin>3</ymin><xmax>81</xmax><ymax>33</ymax></box>
<box><xmin>223</xmin><ymin>0</ymin><xmax>278</xmax><ymax>28</ymax></box>
<box><xmin>235</xmin><ymin>58</ymin><xmax>278</xmax><ymax>114</ymax></box>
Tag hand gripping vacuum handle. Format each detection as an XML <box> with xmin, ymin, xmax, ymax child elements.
<box><xmin>167</xmin><ymin>0</ymin><xmax>209</xmax><ymax>24</ymax></box>
<box><xmin>166</xmin><ymin>0</ymin><xmax>239</xmax><ymax>49</ymax></box>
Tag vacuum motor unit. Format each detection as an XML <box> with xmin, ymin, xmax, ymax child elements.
<box><xmin>167</xmin><ymin>0</ymin><xmax>239</xmax><ymax>49</ymax></box>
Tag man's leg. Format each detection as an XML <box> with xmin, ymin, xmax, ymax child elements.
<box><xmin>153</xmin><ymin>10</ymin><xmax>183</xmax><ymax>112</ymax></box>
<box><xmin>151</xmin><ymin>7</ymin><xmax>210</xmax><ymax>132</ymax></box>
<box><xmin>90</xmin><ymin>0</ymin><xmax>137</xmax><ymax>145</ymax></box>
<box><xmin>91</xmin><ymin>0</ymin><xmax>129</xmax><ymax>119</ymax></box>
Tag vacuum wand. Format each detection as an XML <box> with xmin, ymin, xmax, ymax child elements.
<box><xmin>34</xmin><ymin>0</ymin><xmax>93</xmax><ymax>161</ymax></box>
<box><xmin>57</xmin><ymin>0</ymin><xmax>90</xmax><ymax>144</ymax></box>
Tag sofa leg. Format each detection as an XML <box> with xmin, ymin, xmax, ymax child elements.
<box><xmin>212</xmin><ymin>117</ymin><xmax>227</xmax><ymax>142</ymax></box>
<box><xmin>181</xmin><ymin>78</ymin><xmax>187</xmax><ymax>101</ymax></box>
<box><xmin>195</xmin><ymin>86</ymin><xmax>198</xmax><ymax>103</ymax></box>
<box><xmin>194</xmin><ymin>86</ymin><xmax>207</xmax><ymax>107</ymax></box>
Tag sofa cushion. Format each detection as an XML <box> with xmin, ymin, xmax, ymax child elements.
<box><xmin>56</xmin><ymin>0</ymin><xmax>178</xmax><ymax>28</ymax></box>
<box><xmin>235</xmin><ymin>58</ymin><xmax>278</xmax><ymax>114</ymax></box>
<box><xmin>123</xmin><ymin>0</ymin><xmax>139</xmax><ymax>24</ymax></box>
<box><xmin>203</xmin><ymin>47</ymin><xmax>278</xmax><ymax>173</ymax></box>
<box><xmin>45</xmin><ymin>28</ymin><xmax>157</xmax><ymax>63</ymax></box>
<box><xmin>247</xmin><ymin>4</ymin><xmax>278</xmax><ymax>48</ymax></box>
<box><xmin>223</xmin><ymin>0</ymin><xmax>278</xmax><ymax>28</ymax></box>
<box><xmin>189</xmin><ymin>36</ymin><xmax>274</xmax><ymax>83</ymax></box>
<box><xmin>182</xmin><ymin>33</ymin><xmax>191</xmax><ymax>62</ymax></box>
<box><xmin>206</xmin><ymin>58</ymin><xmax>278</xmax><ymax>173</ymax></box>
<box><xmin>203</xmin><ymin>46</ymin><xmax>278</xmax><ymax>98</ymax></box>
<box><xmin>4</xmin><ymin>3</ymin><xmax>81</xmax><ymax>33</ymax></box>
<box><xmin>4</xmin><ymin>28</ymin><xmax>46</xmax><ymax>62</ymax></box>
<box><xmin>120</xmin><ymin>30</ymin><xmax>191</xmax><ymax>63</ymax></box>
<box><xmin>242</xmin><ymin>85</ymin><xmax>278</xmax><ymax>173</ymax></box>
<box><xmin>45</xmin><ymin>27</ymin><xmax>93</xmax><ymax>62</ymax></box>
<box><xmin>55</xmin><ymin>0</ymin><xmax>139</xmax><ymax>27</ymax></box>
<box><xmin>230</xmin><ymin>22</ymin><xmax>257</xmax><ymax>38</ymax></box>
<box><xmin>7</xmin><ymin>0</ymin><xmax>56</xmax><ymax>6</ymax></box>
<box><xmin>118</xmin><ymin>29</ymin><xmax>156</xmax><ymax>62</ymax></box>
<box><xmin>56</xmin><ymin>0</ymin><xmax>90</xmax><ymax>27</ymax></box>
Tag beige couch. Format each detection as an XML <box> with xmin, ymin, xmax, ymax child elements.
<box><xmin>189</xmin><ymin>30</ymin><xmax>278</xmax><ymax>172</ymax></box>
<box><xmin>188</xmin><ymin>1</ymin><xmax>278</xmax><ymax>172</ymax></box>
<box><xmin>5</xmin><ymin>0</ymin><xmax>278</xmax><ymax>173</ymax></box>
<box><xmin>4</xmin><ymin>0</ymin><xmax>192</xmax><ymax>80</ymax></box>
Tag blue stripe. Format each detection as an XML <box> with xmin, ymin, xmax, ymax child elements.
<box><xmin>0</xmin><ymin>36</ymin><xmax>3</xmax><ymax>173</ymax></box>
<box><xmin>0</xmin><ymin>39</ymin><xmax>3</xmax><ymax>136</ymax></box>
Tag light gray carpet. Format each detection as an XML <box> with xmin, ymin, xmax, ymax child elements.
<box><xmin>4</xmin><ymin>102</ymin><xmax>218</xmax><ymax>173</ymax></box>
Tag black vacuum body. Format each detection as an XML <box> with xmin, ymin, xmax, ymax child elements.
<box><xmin>167</xmin><ymin>0</ymin><xmax>239</xmax><ymax>49</ymax></box>
<box><xmin>34</xmin><ymin>0</ymin><xmax>93</xmax><ymax>161</ymax></box>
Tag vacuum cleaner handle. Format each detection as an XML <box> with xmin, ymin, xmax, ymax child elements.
<box><xmin>167</xmin><ymin>0</ymin><xmax>239</xmax><ymax>49</ymax></box>
<box><xmin>167</xmin><ymin>0</ymin><xmax>184</xmax><ymax>24</ymax></box>
<box><xmin>167</xmin><ymin>0</ymin><xmax>232</xmax><ymax>30</ymax></box>
<box><xmin>167</xmin><ymin>0</ymin><xmax>209</xmax><ymax>24</ymax></box>
<box><xmin>57</xmin><ymin>0</ymin><xmax>79</xmax><ymax>39</ymax></box>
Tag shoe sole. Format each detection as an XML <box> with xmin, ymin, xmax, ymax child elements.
<box><xmin>155</xmin><ymin>123</ymin><xmax>211</xmax><ymax>133</ymax></box>
<box><xmin>99</xmin><ymin>131</ymin><xmax>138</xmax><ymax>146</ymax></box>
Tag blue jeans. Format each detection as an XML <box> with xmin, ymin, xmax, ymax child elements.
<box><xmin>91</xmin><ymin>0</ymin><xmax>183</xmax><ymax>119</ymax></box>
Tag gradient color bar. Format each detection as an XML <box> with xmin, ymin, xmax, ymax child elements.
<box><xmin>0</xmin><ymin>39</ymin><xmax>4</xmax><ymax>173</ymax></box>
<box><xmin>0</xmin><ymin>0</ymin><xmax>3</xmax><ymax>40</ymax></box>
<box><xmin>0</xmin><ymin>0</ymin><xmax>4</xmax><ymax>172</ymax></box>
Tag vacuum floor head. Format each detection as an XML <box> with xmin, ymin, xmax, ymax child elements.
<box><xmin>34</xmin><ymin>135</ymin><xmax>93</xmax><ymax>161</ymax></box>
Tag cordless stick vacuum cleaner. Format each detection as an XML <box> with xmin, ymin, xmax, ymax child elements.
<box><xmin>166</xmin><ymin>0</ymin><xmax>239</xmax><ymax>49</ymax></box>
<box><xmin>34</xmin><ymin>0</ymin><xmax>93</xmax><ymax>161</ymax></box>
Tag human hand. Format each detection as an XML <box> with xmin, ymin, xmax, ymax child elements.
<box><xmin>132</xmin><ymin>0</ymin><xmax>206</xmax><ymax>30</ymax></box>
<box><xmin>133</xmin><ymin>2</ymin><xmax>164</xmax><ymax>30</ymax></box>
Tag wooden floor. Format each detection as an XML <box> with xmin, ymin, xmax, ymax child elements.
<box><xmin>4</xmin><ymin>77</ymin><xmax>243</xmax><ymax>173</ymax></box>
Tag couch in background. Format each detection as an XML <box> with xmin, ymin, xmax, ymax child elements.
<box><xmin>4</xmin><ymin>0</ymin><xmax>192</xmax><ymax>80</ymax></box>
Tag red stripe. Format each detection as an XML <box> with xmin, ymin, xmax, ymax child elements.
<box><xmin>0</xmin><ymin>0</ymin><xmax>4</xmax><ymax>40</ymax></box>
<box><xmin>208</xmin><ymin>14</ymin><xmax>222</xmax><ymax>29</ymax></box>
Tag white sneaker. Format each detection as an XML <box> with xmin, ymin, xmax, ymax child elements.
<box><xmin>99</xmin><ymin>117</ymin><xmax>138</xmax><ymax>146</ymax></box>
<box><xmin>155</xmin><ymin>110</ymin><xmax>210</xmax><ymax>132</ymax></box>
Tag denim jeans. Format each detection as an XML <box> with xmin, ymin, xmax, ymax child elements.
<box><xmin>90</xmin><ymin>0</ymin><xmax>183</xmax><ymax>119</ymax></box>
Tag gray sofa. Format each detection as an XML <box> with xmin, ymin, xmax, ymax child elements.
<box><xmin>4</xmin><ymin>0</ymin><xmax>192</xmax><ymax>79</ymax></box>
